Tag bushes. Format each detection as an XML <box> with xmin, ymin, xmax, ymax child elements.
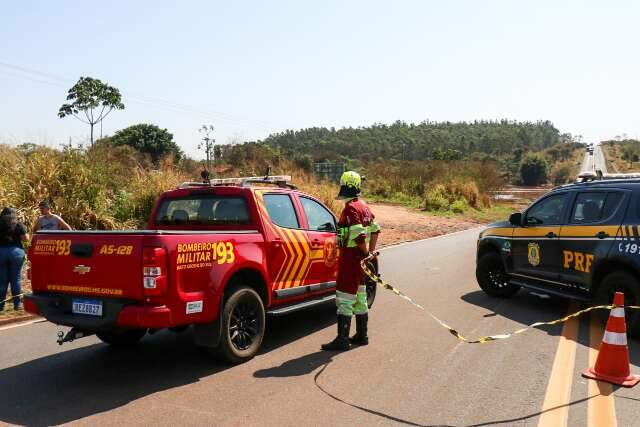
<box><xmin>0</xmin><ymin>143</ymin><xmax>187</xmax><ymax>229</ymax></box>
<box><xmin>366</xmin><ymin>160</ymin><xmax>504</xmax><ymax>199</ymax></box>
<box><xmin>519</xmin><ymin>152</ymin><xmax>548</xmax><ymax>185</ymax></box>
<box><xmin>550</xmin><ymin>163</ymin><xmax>573</xmax><ymax>185</ymax></box>
<box><xmin>424</xmin><ymin>180</ymin><xmax>491</xmax><ymax>213</ymax></box>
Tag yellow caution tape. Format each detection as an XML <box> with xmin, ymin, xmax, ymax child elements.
<box><xmin>1</xmin><ymin>293</ymin><xmax>25</xmax><ymax>305</ymax></box>
<box><xmin>361</xmin><ymin>252</ymin><xmax>640</xmax><ymax>344</ymax></box>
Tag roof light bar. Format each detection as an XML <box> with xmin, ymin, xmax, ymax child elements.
<box><xmin>209</xmin><ymin>175</ymin><xmax>291</xmax><ymax>185</ymax></box>
<box><xmin>178</xmin><ymin>175</ymin><xmax>294</xmax><ymax>189</ymax></box>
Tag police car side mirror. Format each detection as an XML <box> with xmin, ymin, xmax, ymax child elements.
<box><xmin>509</xmin><ymin>212</ymin><xmax>522</xmax><ymax>226</ymax></box>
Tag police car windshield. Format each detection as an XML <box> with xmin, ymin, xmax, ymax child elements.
<box><xmin>156</xmin><ymin>195</ymin><xmax>251</xmax><ymax>225</ymax></box>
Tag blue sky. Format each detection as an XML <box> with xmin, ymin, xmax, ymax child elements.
<box><xmin>2</xmin><ymin>1</ymin><xmax>640</xmax><ymax>158</ymax></box>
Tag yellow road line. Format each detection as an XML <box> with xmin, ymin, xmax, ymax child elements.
<box><xmin>538</xmin><ymin>302</ymin><xmax>579</xmax><ymax>427</ymax></box>
<box><xmin>588</xmin><ymin>314</ymin><xmax>617</xmax><ymax>427</ymax></box>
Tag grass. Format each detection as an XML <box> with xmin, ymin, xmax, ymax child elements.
<box><xmin>411</xmin><ymin>201</ymin><xmax>515</xmax><ymax>223</ymax></box>
<box><xmin>600</xmin><ymin>142</ymin><xmax>635</xmax><ymax>173</ymax></box>
<box><xmin>460</xmin><ymin>203</ymin><xmax>516</xmax><ymax>223</ymax></box>
<box><xmin>366</xmin><ymin>193</ymin><xmax>423</xmax><ymax>209</ymax></box>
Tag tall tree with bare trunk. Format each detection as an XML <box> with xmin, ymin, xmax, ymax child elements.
<box><xmin>58</xmin><ymin>76</ymin><xmax>125</xmax><ymax>145</ymax></box>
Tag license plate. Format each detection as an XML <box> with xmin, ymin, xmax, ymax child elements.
<box><xmin>72</xmin><ymin>299</ymin><xmax>103</xmax><ymax>316</ymax></box>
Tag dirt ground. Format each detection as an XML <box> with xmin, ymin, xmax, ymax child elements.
<box><xmin>370</xmin><ymin>202</ymin><xmax>483</xmax><ymax>247</ymax></box>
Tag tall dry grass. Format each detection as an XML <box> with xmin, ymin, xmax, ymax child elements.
<box><xmin>364</xmin><ymin>160</ymin><xmax>504</xmax><ymax>212</ymax></box>
<box><xmin>0</xmin><ymin>144</ymin><xmax>339</xmax><ymax>230</ymax></box>
<box><xmin>0</xmin><ymin>144</ymin><xmax>189</xmax><ymax>229</ymax></box>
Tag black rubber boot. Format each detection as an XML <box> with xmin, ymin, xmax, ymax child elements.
<box><xmin>349</xmin><ymin>313</ymin><xmax>369</xmax><ymax>346</ymax></box>
<box><xmin>321</xmin><ymin>315</ymin><xmax>351</xmax><ymax>351</ymax></box>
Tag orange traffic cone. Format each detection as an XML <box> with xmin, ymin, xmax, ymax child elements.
<box><xmin>582</xmin><ymin>292</ymin><xmax>640</xmax><ymax>387</ymax></box>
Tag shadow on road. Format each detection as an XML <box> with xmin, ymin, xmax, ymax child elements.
<box><xmin>254</xmin><ymin>350</ymin><xmax>334</xmax><ymax>378</ymax></box>
<box><xmin>461</xmin><ymin>289</ymin><xmax>640</xmax><ymax>365</ymax></box>
<box><xmin>0</xmin><ymin>303</ymin><xmax>335</xmax><ymax>426</ymax></box>
<box><xmin>462</xmin><ymin>288</ymin><xmax>640</xmax><ymax>426</ymax></box>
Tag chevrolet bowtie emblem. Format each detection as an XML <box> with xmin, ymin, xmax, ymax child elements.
<box><xmin>73</xmin><ymin>265</ymin><xmax>91</xmax><ymax>275</ymax></box>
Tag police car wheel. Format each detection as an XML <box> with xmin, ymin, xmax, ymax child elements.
<box><xmin>476</xmin><ymin>252</ymin><xmax>520</xmax><ymax>297</ymax></box>
<box><xmin>595</xmin><ymin>271</ymin><xmax>640</xmax><ymax>338</ymax></box>
<box><xmin>216</xmin><ymin>286</ymin><xmax>265</xmax><ymax>364</ymax></box>
<box><xmin>97</xmin><ymin>329</ymin><xmax>147</xmax><ymax>347</ymax></box>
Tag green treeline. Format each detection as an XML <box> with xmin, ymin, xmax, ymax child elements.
<box><xmin>249</xmin><ymin>120</ymin><xmax>565</xmax><ymax>162</ymax></box>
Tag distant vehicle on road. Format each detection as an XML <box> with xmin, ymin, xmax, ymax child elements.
<box><xmin>476</xmin><ymin>177</ymin><xmax>640</xmax><ymax>336</ymax></box>
<box><xmin>25</xmin><ymin>176</ymin><xmax>377</xmax><ymax>363</ymax></box>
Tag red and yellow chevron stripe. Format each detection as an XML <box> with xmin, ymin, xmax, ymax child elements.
<box><xmin>255</xmin><ymin>191</ymin><xmax>326</xmax><ymax>290</ymax></box>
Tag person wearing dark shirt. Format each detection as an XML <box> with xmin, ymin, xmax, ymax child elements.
<box><xmin>0</xmin><ymin>207</ymin><xmax>29</xmax><ymax>311</ymax></box>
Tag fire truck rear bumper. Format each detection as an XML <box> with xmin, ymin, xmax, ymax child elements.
<box><xmin>24</xmin><ymin>293</ymin><xmax>172</xmax><ymax>330</ymax></box>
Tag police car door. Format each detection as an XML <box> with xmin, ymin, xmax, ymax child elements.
<box><xmin>511</xmin><ymin>192</ymin><xmax>570</xmax><ymax>281</ymax></box>
<box><xmin>558</xmin><ymin>190</ymin><xmax>626</xmax><ymax>289</ymax></box>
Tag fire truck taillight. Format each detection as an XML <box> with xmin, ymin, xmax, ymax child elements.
<box><xmin>142</xmin><ymin>247</ymin><xmax>167</xmax><ymax>296</ymax></box>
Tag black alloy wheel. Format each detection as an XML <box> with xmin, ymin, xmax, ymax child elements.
<box><xmin>229</xmin><ymin>300</ymin><xmax>260</xmax><ymax>351</ymax></box>
<box><xmin>215</xmin><ymin>286</ymin><xmax>265</xmax><ymax>364</ymax></box>
<box><xmin>476</xmin><ymin>252</ymin><xmax>520</xmax><ymax>297</ymax></box>
<box><xmin>365</xmin><ymin>260</ymin><xmax>378</xmax><ymax>308</ymax></box>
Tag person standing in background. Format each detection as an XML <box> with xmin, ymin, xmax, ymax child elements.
<box><xmin>0</xmin><ymin>208</ymin><xmax>29</xmax><ymax>311</ymax></box>
<box><xmin>33</xmin><ymin>201</ymin><xmax>72</xmax><ymax>231</ymax></box>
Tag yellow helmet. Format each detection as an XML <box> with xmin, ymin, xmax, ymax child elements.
<box><xmin>337</xmin><ymin>171</ymin><xmax>362</xmax><ymax>199</ymax></box>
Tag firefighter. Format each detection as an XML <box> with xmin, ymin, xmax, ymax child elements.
<box><xmin>322</xmin><ymin>171</ymin><xmax>381</xmax><ymax>351</ymax></box>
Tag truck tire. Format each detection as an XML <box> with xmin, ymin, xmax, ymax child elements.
<box><xmin>97</xmin><ymin>329</ymin><xmax>147</xmax><ymax>347</ymax></box>
<box><xmin>595</xmin><ymin>271</ymin><xmax>640</xmax><ymax>338</ymax></box>
<box><xmin>215</xmin><ymin>286</ymin><xmax>265</xmax><ymax>364</ymax></box>
<box><xmin>476</xmin><ymin>252</ymin><xmax>520</xmax><ymax>298</ymax></box>
<box><xmin>364</xmin><ymin>259</ymin><xmax>378</xmax><ymax>309</ymax></box>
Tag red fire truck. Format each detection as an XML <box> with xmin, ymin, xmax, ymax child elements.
<box><xmin>25</xmin><ymin>176</ymin><xmax>376</xmax><ymax>363</ymax></box>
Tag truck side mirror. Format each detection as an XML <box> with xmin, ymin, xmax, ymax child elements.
<box><xmin>318</xmin><ymin>222</ymin><xmax>336</xmax><ymax>232</ymax></box>
<box><xmin>509</xmin><ymin>212</ymin><xmax>522</xmax><ymax>226</ymax></box>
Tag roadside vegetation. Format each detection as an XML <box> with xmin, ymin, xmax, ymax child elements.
<box><xmin>0</xmin><ymin>123</ymin><xmax>585</xmax><ymax>229</ymax></box>
<box><xmin>224</xmin><ymin>122</ymin><xmax>584</xmax><ymax>220</ymax></box>
<box><xmin>0</xmin><ymin>74</ymin><xmax>586</xmax><ymax>228</ymax></box>
<box><xmin>600</xmin><ymin>139</ymin><xmax>640</xmax><ymax>173</ymax></box>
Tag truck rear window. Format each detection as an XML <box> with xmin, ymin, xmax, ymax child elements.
<box><xmin>156</xmin><ymin>195</ymin><xmax>251</xmax><ymax>225</ymax></box>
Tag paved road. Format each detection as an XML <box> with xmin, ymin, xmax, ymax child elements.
<box><xmin>1</xmin><ymin>230</ymin><xmax>639</xmax><ymax>426</ymax></box>
<box><xmin>580</xmin><ymin>145</ymin><xmax>608</xmax><ymax>175</ymax></box>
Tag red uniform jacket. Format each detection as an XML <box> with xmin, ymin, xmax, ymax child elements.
<box><xmin>336</xmin><ymin>198</ymin><xmax>376</xmax><ymax>294</ymax></box>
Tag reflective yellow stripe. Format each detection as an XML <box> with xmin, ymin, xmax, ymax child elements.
<box><xmin>513</xmin><ymin>226</ymin><xmax>559</xmax><ymax>237</ymax></box>
<box><xmin>483</xmin><ymin>227</ymin><xmax>513</xmax><ymax>237</ymax></box>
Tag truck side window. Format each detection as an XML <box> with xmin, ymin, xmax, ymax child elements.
<box><xmin>300</xmin><ymin>197</ymin><xmax>336</xmax><ymax>232</ymax></box>
<box><xmin>525</xmin><ymin>193</ymin><xmax>568</xmax><ymax>225</ymax></box>
<box><xmin>263</xmin><ymin>194</ymin><xmax>299</xmax><ymax>229</ymax></box>
<box><xmin>571</xmin><ymin>193</ymin><xmax>607</xmax><ymax>224</ymax></box>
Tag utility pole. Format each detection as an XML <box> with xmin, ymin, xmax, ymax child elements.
<box><xmin>198</xmin><ymin>124</ymin><xmax>216</xmax><ymax>173</ymax></box>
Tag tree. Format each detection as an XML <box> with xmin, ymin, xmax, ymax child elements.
<box><xmin>519</xmin><ymin>152</ymin><xmax>549</xmax><ymax>185</ymax></box>
<box><xmin>58</xmin><ymin>77</ymin><xmax>125</xmax><ymax>145</ymax></box>
<box><xmin>104</xmin><ymin>124</ymin><xmax>182</xmax><ymax>162</ymax></box>
<box><xmin>198</xmin><ymin>125</ymin><xmax>216</xmax><ymax>171</ymax></box>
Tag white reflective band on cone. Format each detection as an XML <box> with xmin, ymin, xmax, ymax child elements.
<box><xmin>603</xmin><ymin>330</ymin><xmax>628</xmax><ymax>346</ymax></box>
<box><xmin>611</xmin><ymin>307</ymin><xmax>625</xmax><ymax>318</ymax></box>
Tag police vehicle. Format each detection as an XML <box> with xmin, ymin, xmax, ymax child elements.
<box><xmin>476</xmin><ymin>176</ymin><xmax>640</xmax><ymax>336</ymax></box>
